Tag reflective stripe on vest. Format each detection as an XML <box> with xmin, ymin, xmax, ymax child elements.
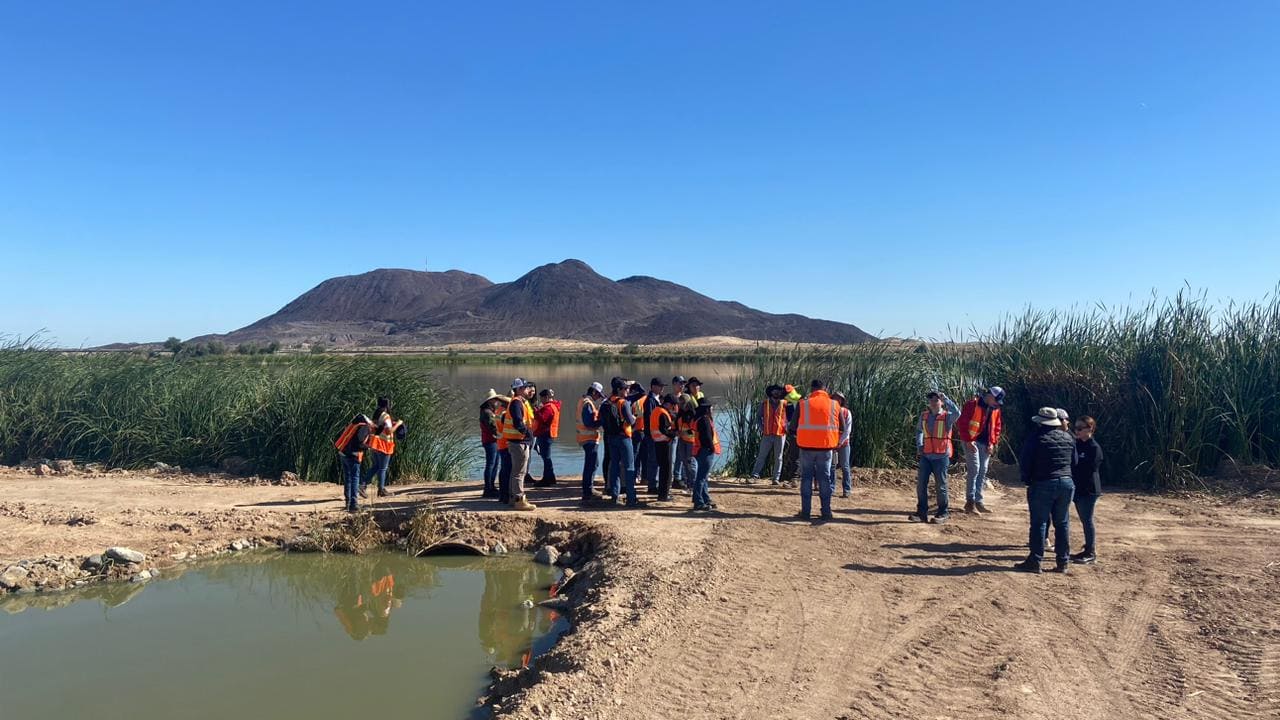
<box><xmin>922</xmin><ymin>410</ymin><xmax>952</xmax><ymax>456</ymax></box>
<box><xmin>796</xmin><ymin>392</ymin><xmax>840</xmax><ymax>449</ymax></box>
<box><xmin>692</xmin><ymin>419</ymin><xmax>722</xmax><ymax>455</ymax></box>
<box><xmin>367</xmin><ymin>432</ymin><xmax>395</xmax><ymax>455</ymax></box>
<box><xmin>762</xmin><ymin>399</ymin><xmax>787</xmax><ymax>436</ymax></box>
<box><xmin>502</xmin><ymin>398</ymin><xmax>533</xmax><ymax>441</ymax></box>
<box><xmin>496</xmin><ymin>409</ymin><xmax>509</xmax><ymax>450</ymax></box>
<box><xmin>575</xmin><ymin>396</ymin><xmax>600</xmax><ymax>445</ymax></box>
<box><xmin>648</xmin><ymin>407</ymin><xmax>673</xmax><ymax>442</ymax></box>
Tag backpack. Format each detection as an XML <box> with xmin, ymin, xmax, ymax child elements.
<box><xmin>395</xmin><ymin>423</ymin><xmax>408</xmax><ymax>441</ymax></box>
<box><xmin>599</xmin><ymin>398</ymin><xmax>624</xmax><ymax>437</ymax></box>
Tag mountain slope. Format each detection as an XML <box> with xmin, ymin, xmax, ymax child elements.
<box><xmin>210</xmin><ymin>259</ymin><xmax>875</xmax><ymax>346</ymax></box>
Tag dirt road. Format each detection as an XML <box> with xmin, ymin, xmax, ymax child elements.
<box><xmin>2</xmin><ymin>466</ymin><xmax>1278</xmax><ymax>719</ymax></box>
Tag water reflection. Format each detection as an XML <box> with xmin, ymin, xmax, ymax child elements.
<box><xmin>333</xmin><ymin>561</ymin><xmax>402</xmax><ymax>640</ymax></box>
<box><xmin>479</xmin><ymin>559</ymin><xmax>559</xmax><ymax>669</ymax></box>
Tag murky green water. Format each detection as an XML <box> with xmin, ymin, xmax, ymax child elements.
<box><xmin>434</xmin><ymin>361</ymin><xmax>746</xmax><ymax>476</ymax></box>
<box><xmin>0</xmin><ymin>552</ymin><xmax>566</xmax><ymax>720</ymax></box>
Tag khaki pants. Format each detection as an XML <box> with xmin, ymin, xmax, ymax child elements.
<box><xmin>508</xmin><ymin>441</ymin><xmax>532</xmax><ymax>498</ymax></box>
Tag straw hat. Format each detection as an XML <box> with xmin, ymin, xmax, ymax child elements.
<box><xmin>480</xmin><ymin>388</ymin><xmax>502</xmax><ymax>408</ymax></box>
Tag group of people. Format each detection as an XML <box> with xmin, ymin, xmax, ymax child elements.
<box><xmin>478</xmin><ymin>375</ymin><xmax>723</xmax><ymax>511</ymax></box>
<box><xmin>333</xmin><ymin>396</ymin><xmax>406</xmax><ymax>512</ymax></box>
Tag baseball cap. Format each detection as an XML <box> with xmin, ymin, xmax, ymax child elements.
<box><xmin>988</xmin><ymin>386</ymin><xmax>1005</xmax><ymax>405</ymax></box>
<box><xmin>672</xmin><ymin>375</ymin><xmax>687</xmax><ymax>384</ymax></box>
<box><xmin>650</xmin><ymin>377</ymin><xmax>666</xmax><ymax>387</ymax></box>
<box><xmin>589</xmin><ymin>381</ymin><xmax>604</xmax><ymax>394</ymax></box>
<box><xmin>511</xmin><ymin>378</ymin><xmax>527</xmax><ymax>390</ymax></box>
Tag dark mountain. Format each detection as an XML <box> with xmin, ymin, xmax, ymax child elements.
<box><xmin>205</xmin><ymin>259</ymin><xmax>874</xmax><ymax>347</ymax></box>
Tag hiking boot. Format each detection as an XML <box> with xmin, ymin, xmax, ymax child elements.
<box><xmin>533</xmin><ymin>477</ymin><xmax>558</xmax><ymax>487</ymax></box>
<box><xmin>839</xmin><ymin>491</ymin><xmax>849</xmax><ymax>498</ymax></box>
<box><xmin>656</xmin><ymin>494</ymin><xmax>672</xmax><ymax>502</ymax></box>
<box><xmin>1049</xmin><ymin>562</ymin><xmax>1070</xmax><ymax>574</ymax></box>
<box><xmin>377</xmin><ymin>488</ymin><xmax>392</xmax><ymax>497</ymax></box>
<box><xmin>1013</xmin><ymin>558</ymin><xmax>1042</xmax><ymax>574</ymax></box>
<box><xmin>817</xmin><ymin>512</ymin><xmax>834</xmax><ymax>523</ymax></box>
<box><xmin>930</xmin><ymin>514</ymin><xmax>950</xmax><ymax>524</ymax></box>
<box><xmin>907</xmin><ymin>513</ymin><xmax>926</xmax><ymax>523</ymax></box>
<box><xmin>481</xmin><ymin>488</ymin><xmax>498</xmax><ymax>499</ymax></box>
<box><xmin>1071</xmin><ymin>550</ymin><xmax>1097</xmax><ymax>565</ymax></box>
<box><xmin>964</xmin><ymin>500</ymin><xmax>976</xmax><ymax>513</ymax></box>
<box><xmin>975</xmin><ymin>502</ymin><xmax>991</xmax><ymax>514</ymax></box>
<box><xmin>795</xmin><ymin>511</ymin><xmax>811</xmax><ymax>520</ymax></box>
<box><xmin>692</xmin><ymin>504</ymin><xmax>709</xmax><ymax>512</ymax></box>
<box><xmin>511</xmin><ymin>496</ymin><xmax>537</xmax><ymax>511</ymax></box>
<box><xmin>358</xmin><ymin>486</ymin><xmax>369</xmax><ymax>499</ymax></box>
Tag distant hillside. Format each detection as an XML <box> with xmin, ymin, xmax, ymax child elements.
<box><xmin>197</xmin><ymin>259</ymin><xmax>876</xmax><ymax>347</ymax></box>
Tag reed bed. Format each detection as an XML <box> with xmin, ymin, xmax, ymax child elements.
<box><xmin>724</xmin><ymin>291</ymin><xmax>1280</xmax><ymax>490</ymax></box>
<box><xmin>0</xmin><ymin>347</ymin><xmax>472</xmax><ymax>482</ymax></box>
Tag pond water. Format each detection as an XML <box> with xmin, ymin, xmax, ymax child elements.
<box><xmin>431</xmin><ymin>362</ymin><xmax>749</xmax><ymax>478</ymax></box>
<box><xmin>0</xmin><ymin>552</ymin><xmax>566</xmax><ymax>720</ymax></box>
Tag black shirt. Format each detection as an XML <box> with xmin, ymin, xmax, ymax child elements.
<box><xmin>1018</xmin><ymin>426</ymin><xmax>1077</xmax><ymax>484</ymax></box>
<box><xmin>342</xmin><ymin>425</ymin><xmax>371</xmax><ymax>457</ymax></box>
<box><xmin>1073</xmin><ymin>437</ymin><xmax>1104</xmax><ymax>496</ymax></box>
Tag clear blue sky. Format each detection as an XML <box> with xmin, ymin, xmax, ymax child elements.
<box><xmin>3</xmin><ymin>2</ymin><xmax>1278</xmax><ymax>347</ymax></box>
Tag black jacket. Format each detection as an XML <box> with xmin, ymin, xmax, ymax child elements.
<box><xmin>695</xmin><ymin>415</ymin><xmax>716</xmax><ymax>452</ymax></box>
<box><xmin>1073</xmin><ymin>438</ymin><xmax>1104</xmax><ymax>495</ymax></box>
<box><xmin>1018</xmin><ymin>426</ymin><xmax>1078</xmax><ymax>485</ymax></box>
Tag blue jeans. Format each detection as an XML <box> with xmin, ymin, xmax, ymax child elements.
<box><xmin>640</xmin><ymin>437</ymin><xmax>658</xmax><ymax>491</ymax></box>
<box><xmin>580</xmin><ymin>441</ymin><xmax>599</xmax><ymax>500</ymax></box>
<box><xmin>1029</xmin><ymin>477</ymin><xmax>1075</xmax><ymax>564</ymax></box>
<box><xmin>606</xmin><ymin>436</ymin><xmax>637</xmax><ymax>504</ymax></box>
<box><xmin>963</xmin><ymin>441</ymin><xmax>991</xmax><ymax>503</ymax></box>
<box><xmin>1074</xmin><ymin>492</ymin><xmax>1099</xmax><ymax>553</ymax></box>
<box><xmin>752</xmin><ymin>435</ymin><xmax>786</xmax><ymax>483</ymax></box>
<box><xmin>498</xmin><ymin>448</ymin><xmax>512</xmax><ymax>503</ymax></box>
<box><xmin>916</xmin><ymin>455</ymin><xmax>950</xmax><ymax>518</ymax></box>
<box><xmin>674</xmin><ymin>442</ymin><xmax>694</xmax><ymax>485</ymax></box>
<box><xmin>482</xmin><ymin>442</ymin><xmax>499</xmax><ymax>494</ymax></box>
<box><xmin>534</xmin><ymin>435</ymin><xmax>555</xmax><ymax>480</ymax></box>
<box><xmin>800</xmin><ymin>449</ymin><xmax>833</xmax><ymax>517</ymax></box>
<box><xmin>340</xmin><ymin>454</ymin><xmax>361</xmax><ymax>511</ymax></box>
<box><xmin>829</xmin><ymin>444</ymin><xmax>851</xmax><ymax>494</ymax></box>
<box><xmin>693</xmin><ymin>448</ymin><xmax>714</xmax><ymax>507</ymax></box>
<box><xmin>361</xmin><ymin>450</ymin><xmax>390</xmax><ymax>492</ymax></box>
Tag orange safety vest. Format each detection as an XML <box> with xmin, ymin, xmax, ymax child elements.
<box><xmin>575</xmin><ymin>397</ymin><xmax>600</xmax><ymax>444</ymax></box>
<box><xmin>648</xmin><ymin>407</ymin><xmax>673</xmax><ymax>442</ymax></box>
<box><xmin>632</xmin><ymin>395</ymin><xmax>649</xmax><ymax>433</ymax></box>
<box><xmin>612</xmin><ymin>397</ymin><xmax>633</xmax><ymax>438</ymax></box>
<box><xmin>497</xmin><ymin>413</ymin><xmax>509</xmax><ymax>450</ymax></box>
<box><xmin>921</xmin><ymin>410</ymin><xmax>953</xmax><ymax>457</ymax></box>
<box><xmin>761</xmin><ymin>399</ymin><xmax>787</xmax><ymax>436</ymax></box>
<box><xmin>502</xmin><ymin>398</ymin><xmax>534</xmax><ymax>442</ymax></box>
<box><xmin>546</xmin><ymin>403</ymin><xmax>560</xmax><ymax>439</ymax></box>
<box><xmin>366</xmin><ymin>412</ymin><xmax>396</xmax><ymax>455</ymax></box>
<box><xmin>795</xmin><ymin>391</ymin><xmax>840</xmax><ymax>450</ymax></box>
<box><xmin>334</xmin><ymin>422</ymin><xmax>368</xmax><ymax>462</ymax></box>
<box><xmin>691</xmin><ymin>417</ymin><xmax>722</xmax><ymax>455</ymax></box>
<box><xmin>677</xmin><ymin>417</ymin><xmax>696</xmax><ymax>444</ymax></box>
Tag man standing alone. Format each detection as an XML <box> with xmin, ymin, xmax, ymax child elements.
<box><xmin>911</xmin><ymin>391</ymin><xmax>960</xmax><ymax>524</ymax></box>
<box><xmin>956</xmin><ymin>386</ymin><xmax>1004</xmax><ymax>513</ymax></box>
<box><xmin>790</xmin><ymin>380</ymin><xmax>840</xmax><ymax>522</ymax></box>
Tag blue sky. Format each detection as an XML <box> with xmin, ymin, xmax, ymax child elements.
<box><xmin>2</xmin><ymin>2</ymin><xmax>1277</xmax><ymax>346</ymax></box>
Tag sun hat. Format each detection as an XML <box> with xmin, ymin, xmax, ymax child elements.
<box><xmin>1031</xmin><ymin>407</ymin><xmax>1061</xmax><ymax>425</ymax></box>
<box><xmin>988</xmin><ymin>386</ymin><xmax>1005</xmax><ymax>405</ymax></box>
<box><xmin>686</xmin><ymin>376</ymin><xmax>703</xmax><ymax>385</ymax></box>
<box><xmin>479</xmin><ymin>388</ymin><xmax>499</xmax><ymax>408</ymax></box>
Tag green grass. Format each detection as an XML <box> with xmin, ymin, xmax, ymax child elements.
<box><xmin>0</xmin><ymin>347</ymin><xmax>472</xmax><ymax>482</ymax></box>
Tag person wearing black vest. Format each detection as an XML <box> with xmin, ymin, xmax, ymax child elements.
<box><xmin>1014</xmin><ymin>407</ymin><xmax>1079</xmax><ymax>573</ymax></box>
<box><xmin>1071</xmin><ymin>416</ymin><xmax>1104</xmax><ymax>564</ymax></box>
<box><xmin>641</xmin><ymin>378</ymin><xmax>665</xmax><ymax>494</ymax></box>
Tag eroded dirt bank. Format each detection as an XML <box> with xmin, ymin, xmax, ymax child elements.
<box><xmin>2</xmin><ymin>465</ymin><xmax>1278</xmax><ymax>720</ymax></box>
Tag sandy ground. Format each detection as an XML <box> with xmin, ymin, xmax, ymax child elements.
<box><xmin>3</xmin><ymin>465</ymin><xmax>1278</xmax><ymax>719</ymax></box>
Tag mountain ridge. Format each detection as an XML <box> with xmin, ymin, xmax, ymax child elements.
<box><xmin>196</xmin><ymin>259</ymin><xmax>875</xmax><ymax>347</ymax></box>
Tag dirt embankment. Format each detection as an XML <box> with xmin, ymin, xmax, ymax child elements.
<box><xmin>3</xmin><ymin>464</ymin><xmax>1279</xmax><ymax>720</ymax></box>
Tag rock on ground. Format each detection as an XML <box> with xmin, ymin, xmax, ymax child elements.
<box><xmin>105</xmin><ymin>547</ymin><xmax>146</xmax><ymax>564</ymax></box>
<box><xmin>534</xmin><ymin>545</ymin><xmax>560</xmax><ymax>566</ymax></box>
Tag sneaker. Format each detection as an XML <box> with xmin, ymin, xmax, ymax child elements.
<box><xmin>1049</xmin><ymin>562</ymin><xmax>1070</xmax><ymax>574</ymax></box>
<box><xmin>964</xmin><ymin>500</ymin><xmax>976</xmax><ymax>513</ymax></box>
<box><xmin>511</xmin><ymin>496</ymin><xmax>537</xmax><ymax>511</ymax></box>
<box><xmin>818</xmin><ymin>512</ymin><xmax>834</xmax><ymax>523</ymax></box>
<box><xmin>1012</xmin><ymin>558</ymin><xmax>1042</xmax><ymax>574</ymax></box>
<box><xmin>481</xmin><ymin>488</ymin><xmax>498</xmax><ymax>499</ymax></box>
<box><xmin>930</xmin><ymin>514</ymin><xmax>950</xmax><ymax>524</ymax></box>
<box><xmin>358</xmin><ymin>486</ymin><xmax>369</xmax><ymax>499</ymax></box>
<box><xmin>377</xmin><ymin>488</ymin><xmax>392</xmax><ymax>497</ymax></box>
<box><xmin>746</xmin><ymin>476</ymin><xmax>758</xmax><ymax>484</ymax></box>
<box><xmin>771</xmin><ymin>480</ymin><xmax>781</xmax><ymax>486</ymax></box>
<box><xmin>707</xmin><ymin>502</ymin><xmax>719</xmax><ymax>510</ymax></box>
<box><xmin>625</xmin><ymin>500</ymin><xmax>644</xmax><ymax>508</ymax></box>
<box><xmin>1071</xmin><ymin>551</ymin><xmax>1097</xmax><ymax>565</ymax></box>
<box><xmin>533</xmin><ymin>478</ymin><xmax>558</xmax><ymax>487</ymax></box>
<box><xmin>656</xmin><ymin>495</ymin><xmax>671</xmax><ymax>502</ymax></box>
<box><xmin>795</xmin><ymin>511</ymin><xmax>811</xmax><ymax>520</ymax></box>
<box><xmin>907</xmin><ymin>513</ymin><xmax>926</xmax><ymax>523</ymax></box>
<box><xmin>840</xmin><ymin>491</ymin><xmax>849</xmax><ymax>498</ymax></box>
<box><xmin>975</xmin><ymin>502</ymin><xmax>991</xmax><ymax>514</ymax></box>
